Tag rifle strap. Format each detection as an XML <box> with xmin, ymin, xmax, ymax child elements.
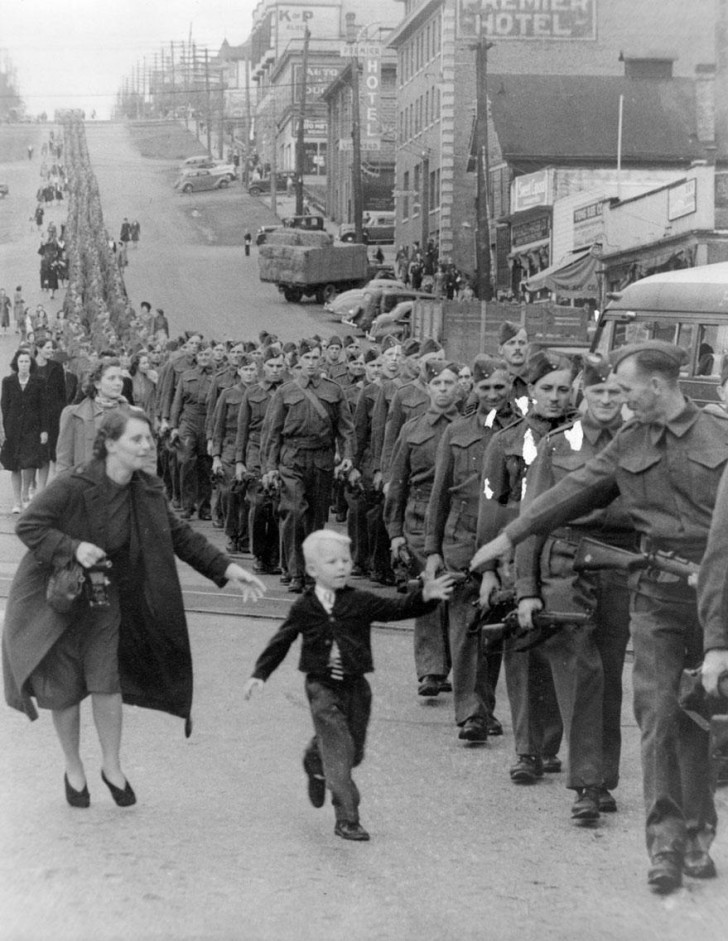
<box><xmin>302</xmin><ymin>383</ymin><xmax>333</xmax><ymax>428</ymax></box>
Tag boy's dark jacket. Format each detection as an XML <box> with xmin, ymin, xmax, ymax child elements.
<box><xmin>252</xmin><ymin>585</ymin><xmax>437</xmax><ymax>680</ymax></box>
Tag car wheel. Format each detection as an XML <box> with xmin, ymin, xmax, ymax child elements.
<box><xmin>217</xmin><ymin>178</ymin><xmax>229</xmax><ymax>188</ymax></box>
<box><xmin>341</xmin><ymin>233</ymin><xmax>354</xmax><ymax>243</ymax></box>
<box><xmin>249</xmin><ymin>186</ymin><xmax>261</xmax><ymax>196</ymax></box>
<box><xmin>283</xmin><ymin>288</ymin><xmax>303</xmax><ymax>303</ymax></box>
<box><xmin>321</xmin><ymin>283</ymin><xmax>337</xmax><ymax>304</ymax></box>
<box><xmin>182</xmin><ymin>183</ymin><xmax>193</xmax><ymax>194</ymax></box>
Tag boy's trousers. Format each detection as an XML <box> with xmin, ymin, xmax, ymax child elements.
<box><xmin>304</xmin><ymin>675</ymin><xmax>372</xmax><ymax>823</ymax></box>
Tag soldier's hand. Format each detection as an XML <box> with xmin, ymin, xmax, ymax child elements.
<box><xmin>422</xmin><ymin>571</ymin><xmax>456</xmax><ymax>603</ymax></box>
<box><xmin>243</xmin><ymin>678</ymin><xmax>265</xmax><ymax>701</ymax></box>
<box><xmin>478</xmin><ymin>571</ymin><xmax>500</xmax><ymax>611</ymax></box>
<box><xmin>373</xmin><ymin>471</ymin><xmax>383</xmax><ymax>491</ymax></box>
<box><xmin>235</xmin><ymin>462</ymin><xmax>247</xmax><ymax>482</ymax></box>
<box><xmin>348</xmin><ymin>468</ymin><xmax>362</xmax><ymax>487</ymax></box>
<box><xmin>169</xmin><ymin>428</ymin><xmax>180</xmax><ymax>442</ymax></box>
<box><xmin>212</xmin><ymin>457</ymin><xmax>223</xmax><ymax>474</ymax></box>
<box><xmin>336</xmin><ymin>458</ymin><xmax>352</xmax><ymax>476</ymax></box>
<box><xmin>471</xmin><ymin>533</ymin><xmax>513</xmax><ymax>572</ymax></box>
<box><xmin>159</xmin><ymin>419</ymin><xmax>169</xmax><ymax>435</ymax></box>
<box><xmin>207</xmin><ymin>440</ymin><xmax>214</xmax><ymax>457</ymax></box>
<box><xmin>517</xmin><ymin>597</ymin><xmax>543</xmax><ymax>631</ymax></box>
<box><xmin>390</xmin><ymin>536</ymin><xmax>406</xmax><ymax>560</ymax></box>
<box><xmin>425</xmin><ymin>553</ymin><xmax>443</xmax><ymax>580</ymax></box>
<box><xmin>261</xmin><ymin>470</ymin><xmax>279</xmax><ymax>490</ymax></box>
<box><xmin>701</xmin><ymin>649</ymin><xmax>728</xmax><ymax>697</ymax></box>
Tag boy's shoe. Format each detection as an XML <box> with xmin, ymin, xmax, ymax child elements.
<box><xmin>302</xmin><ymin>754</ymin><xmax>326</xmax><ymax>808</ymax></box>
<box><xmin>334</xmin><ymin>820</ymin><xmax>370</xmax><ymax>841</ymax></box>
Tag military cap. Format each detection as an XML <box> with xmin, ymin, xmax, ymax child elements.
<box><xmin>473</xmin><ymin>354</ymin><xmax>508</xmax><ymax>383</ymax></box>
<box><xmin>327</xmin><ymin>335</ymin><xmax>343</xmax><ymax>349</ymax></box>
<box><xmin>402</xmin><ymin>338</ymin><xmax>422</xmax><ymax>356</ymax></box>
<box><xmin>299</xmin><ymin>337</ymin><xmax>322</xmax><ymax>355</ymax></box>
<box><xmin>527</xmin><ymin>349</ymin><xmax>574</xmax><ymax>385</ymax></box>
<box><xmin>238</xmin><ymin>353</ymin><xmax>257</xmax><ymax>367</ymax></box>
<box><xmin>424</xmin><ymin>359</ymin><xmax>460</xmax><ymax>382</ymax></box>
<box><xmin>381</xmin><ymin>335</ymin><xmax>400</xmax><ymax>351</ymax></box>
<box><xmin>420</xmin><ymin>337</ymin><xmax>443</xmax><ymax>357</ymax></box>
<box><xmin>364</xmin><ymin>348</ymin><xmax>380</xmax><ymax>364</ymax></box>
<box><xmin>499</xmin><ymin>320</ymin><xmax>526</xmax><ymax>344</ymax></box>
<box><xmin>343</xmin><ymin>335</ymin><xmax>358</xmax><ymax>348</ymax></box>
<box><xmin>582</xmin><ymin>352</ymin><xmax>612</xmax><ymax>388</ymax></box>
<box><xmin>610</xmin><ymin>340</ymin><xmax>688</xmax><ymax>370</ymax></box>
<box><xmin>720</xmin><ymin>359</ymin><xmax>728</xmax><ymax>387</ymax></box>
<box><xmin>282</xmin><ymin>341</ymin><xmax>298</xmax><ymax>354</ymax></box>
<box><xmin>262</xmin><ymin>346</ymin><xmax>284</xmax><ymax>362</ymax></box>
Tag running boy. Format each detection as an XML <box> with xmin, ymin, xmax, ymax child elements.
<box><xmin>244</xmin><ymin>529</ymin><xmax>454</xmax><ymax>841</ymax></box>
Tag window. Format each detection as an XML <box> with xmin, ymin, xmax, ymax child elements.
<box><xmin>413</xmin><ymin>164</ymin><xmax>420</xmax><ymax>216</ymax></box>
<box><xmin>425</xmin><ymin>90</ymin><xmax>429</xmax><ymax>127</ymax></box>
<box><xmin>430</xmin><ymin>168</ymin><xmax>440</xmax><ymax>209</ymax></box>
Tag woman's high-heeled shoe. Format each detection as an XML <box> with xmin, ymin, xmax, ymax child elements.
<box><xmin>101</xmin><ymin>770</ymin><xmax>136</xmax><ymax>807</ymax></box>
<box><xmin>64</xmin><ymin>774</ymin><xmax>90</xmax><ymax>808</ymax></box>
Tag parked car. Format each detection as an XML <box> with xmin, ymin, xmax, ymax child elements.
<box><xmin>368</xmin><ymin>300</ymin><xmax>415</xmax><ymax>341</ymax></box>
<box><xmin>174</xmin><ymin>169</ymin><xmax>233</xmax><ymax>194</ymax></box>
<box><xmin>247</xmin><ymin>172</ymin><xmax>294</xmax><ymax>197</ymax></box>
<box><xmin>338</xmin><ymin>211</ymin><xmax>396</xmax><ymax>245</ymax></box>
<box><xmin>179</xmin><ymin>161</ymin><xmax>236</xmax><ymax>182</ymax></box>
<box><xmin>179</xmin><ymin>154</ymin><xmax>213</xmax><ymax>171</ymax></box>
<box><xmin>255</xmin><ymin>215</ymin><xmax>326</xmax><ymax>245</ymax></box>
<box><xmin>0</xmin><ymin>182</ymin><xmax>8</xmax><ymax>198</ymax></box>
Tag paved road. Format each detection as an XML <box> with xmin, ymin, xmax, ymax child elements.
<box><xmin>1</xmin><ymin>123</ymin><xmax>728</xmax><ymax>941</ymax></box>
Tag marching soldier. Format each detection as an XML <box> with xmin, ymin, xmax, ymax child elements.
<box><xmin>206</xmin><ymin>342</ymin><xmax>247</xmax><ymax>530</ymax></box>
<box><xmin>321</xmin><ymin>335</ymin><xmax>348</xmax><ymax>384</ymax></box>
<box><xmin>424</xmin><ymin>355</ymin><xmax>518</xmax><ymax>740</ymax></box>
<box><xmin>473</xmin><ymin>341</ymin><xmax>728</xmax><ymax>894</ymax></box>
<box><xmin>513</xmin><ymin>354</ymin><xmax>633</xmax><ymax>821</ymax></box>
<box><xmin>235</xmin><ymin>348</ymin><xmax>286</xmax><ymax>573</ymax></box>
<box><xmin>170</xmin><ymin>343</ymin><xmax>215</xmax><ymax>520</ymax></box>
<box><xmin>385</xmin><ymin>361</ymin><xmax>462</xmax><ymax>697</ymax></box>
<box><xmin>345</xmin><ymin>349</ymin><xmax>380</xmax><ymax>575</ymax></box>
<box><xmin>476</xmin><ymin>350</ymin><xmax>577</xmax><ymax>783</ymax></box>
<box><xmin>158</xmin><ymin>333</ymin><xmax>203</xmax><ymax>506</ymax></box>
<box><xmin>262</xmin><ymin>339</ymin><xmax>355</xmax><ymax>593</ymax></box>
<box><xmin>497</xmin><ymin>321</ymin><xmax>530</xmax><ymax>404</ymax></box>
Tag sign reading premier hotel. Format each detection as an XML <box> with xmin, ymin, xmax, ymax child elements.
<box><xmin>457</xmin><ymin>0</ymin><xmax>597</xmax><ymax>41</ymax></box>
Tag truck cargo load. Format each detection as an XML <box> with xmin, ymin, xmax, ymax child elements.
<box><xmin>258</xmin><ymin>242</ymin><xmax>370</xmax><ymax>303</ymax></box>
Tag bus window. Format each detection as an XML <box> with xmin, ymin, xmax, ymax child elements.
<box><xmin>675</xmin><ymin>323</ymin><xmax>696</xmax><ymax>374</ymax></box>
<box><xmin>697</xmin><ymin>324</ymin><xmax>728</xmax><ymax>377</ymax></box>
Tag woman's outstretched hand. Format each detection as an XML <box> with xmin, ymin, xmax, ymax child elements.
<box><xmin>225</xmin><ymin>564</ymin><xmax>266</xmax><ymax>603</ymax></box>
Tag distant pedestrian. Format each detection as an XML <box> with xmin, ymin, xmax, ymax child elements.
<box><xmin>130</xmin><ymin>220</ymin><xmax>140</xmax><ymax>247</ymax></box>
<box><xmin>244</xmin><ymin>232</ymin><xmax>252</xmax><ymax>257</ymax></box>
<box><xmin>27</xmin><ymin>145</ymin><xmax>34</xmax><ymax>160</ymax></box>
<box><xmin>34</xmin><ymin>205</ymin><xmax>44</xmax><ymax>232</ymax></box>
<box><xmin>0</xmin><ymin>288</ymin><xmax>10</xmax><ymax>333</ymax></box>
<box><xmin>243</xmin><ymin>529</ymin><xmax>454</xmax><ymax>842</ymax></box>
<box><xmin>119</xmin><ymin>218</ymin><xmax>131</xmax><ymax>244</ymax></box>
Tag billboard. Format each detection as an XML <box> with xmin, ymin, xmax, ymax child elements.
<box><xmin>276</xmin><ymin>5</ymin><xmax>340</xmax><ymax>41</ymax></box>
<box><xmin>457</xmin><ymin>0</ymin><xmax>597</xmax><ymax>41</ymax></box>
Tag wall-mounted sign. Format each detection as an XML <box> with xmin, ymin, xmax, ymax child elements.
<box><xmin>277</xmin><ymin>6</ymin><xmax>340</xmax><ymax>40</ymax></box>
<box><xmin>668</xmin><ymin>178</ymin><xmax>697</xmax><ymax>221</ymax></box>
<box><xmin>457</xmin><ymin>0</ymin><xmax>597</xmax><ymax>41</ymax></box>
<box><xmin>512</xmin><ymin>216</ymin><xmax>550</xmax><ymax>247</ymax></box>
<box><xmin>293</xmin><ymin>64</ymin><xmax>342</xmax><ymax>102</ymax></box>
<box><xmin>573</xmin><ymin>199</ymin><xmax>604</xmax><ymax>249</ymax></box>
<box><xmin>511</xmin><ymin>169</ymin><xmax>552</xmax><ymax>214</ymax></box>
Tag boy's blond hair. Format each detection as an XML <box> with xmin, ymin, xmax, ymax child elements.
<box><xmin>302</xmin><ymin>529</ymin><xmax>351</xmax><ymax>565</ymax></box>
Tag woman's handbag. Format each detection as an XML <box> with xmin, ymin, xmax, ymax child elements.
<box><xmin>46</xmin><ymin>562</ymin><xmax>86</xmax><ymax>613</ymax></box>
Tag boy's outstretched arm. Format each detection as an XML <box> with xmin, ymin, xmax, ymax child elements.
<box><xmin>421</xmin><ymin>571</ymin><xmax>456</xmax><ymax>602</ymax></box>
<box><xmin>243</xmin><ymin>678</ymin><xmax>265</xmax><ymax>700</ymax></box>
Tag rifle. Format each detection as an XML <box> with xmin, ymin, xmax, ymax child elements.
<box><xmin>679</xmin><ymin>669</ymin><xmax>728</xmax><ymax>789</ymax></box>
<box><xmin>478</xmin><ymin>608</ymin><xmax>592</xmax><ymax>653</ymax></box>
<box><xmin>573</xmin><ymin>536</ymin><xmax>699</xmax><ymax>583</ymax></box>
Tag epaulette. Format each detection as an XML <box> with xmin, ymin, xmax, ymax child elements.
<box><xmin>702</xmin><ymin>403</ymin><xmax>728</xmax><ymax>419</ymax></box>
<box><xmin>545</xmin><ymin>418</ymin><xmax>580</xmax><ymax>441</ymax></box>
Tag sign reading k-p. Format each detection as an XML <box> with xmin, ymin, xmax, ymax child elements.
<box><xmin>457</xmin><ymin>0</ymin><xmax>597</xmax><ymax>41</ymax></box>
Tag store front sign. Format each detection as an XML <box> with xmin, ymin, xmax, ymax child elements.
<box><xmin>457</xmin><ymin>0</ymin><xmax>597</xmax><ymax>41</ymax></box>
<box><xmin>668</xmin><ymin>178</ymin><xmax>697</xmax><ymax>221</ymax></box>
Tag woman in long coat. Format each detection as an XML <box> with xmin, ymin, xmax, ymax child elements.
<box><xmin>33</xmin><ymin>336</ymin><xmax>67</xmax><ymax>485</ymax></box>
<box><xmin>0</xmin><ymin>349</ymin><xmax>48</xmax><ymax>512</ymax></box>
<box><xmin>2</xmin><ymin>407</ymin><xmax>265</xmax><ymax>808</ymax></box>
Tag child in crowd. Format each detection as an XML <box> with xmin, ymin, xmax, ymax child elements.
<box><xmin>244</xmin><ymin>530</ymin><xmax>454</xmax><ymax>841</ymax></box>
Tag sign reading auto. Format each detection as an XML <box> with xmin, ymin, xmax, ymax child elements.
<box><xmin>457</xmin><ymin>0</ymin><xmax>597</xmax><ymax>41</ymax></box>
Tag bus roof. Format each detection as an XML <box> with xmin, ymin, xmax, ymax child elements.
<box><xmin>606</xmin><ymin>262</ymin><xmax>728</xmax><ymax>317</ymax></box>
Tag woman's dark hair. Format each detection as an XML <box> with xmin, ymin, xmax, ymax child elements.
<box><xmin>10</xmin><ymin>348</ymin><xmax>37</xmax><ymax>373</ymax></box>
<box><xmin>83</xmin><ymin>358</ymin><xmax>121</xmax><ymax>399</ymax></box>
<box><xmin>92</xmin><ymin>405</ymin><xmax>152</xmax><ymax>459</ymax></box>
<box><xmin>128</xmin><ymin>351</ymin><xmax>149</xmax><ymax>377</ymax></box>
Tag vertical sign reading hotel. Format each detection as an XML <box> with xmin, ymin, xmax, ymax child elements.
<box><xmin>361</xmin><ymin>44</ymin><xmax>382</xmax><ymax>151</ymax></box>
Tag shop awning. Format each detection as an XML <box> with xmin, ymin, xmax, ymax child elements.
<box><xmin>525</xmin><ymin>247</ymin><xmax>600</xmax><ymax>298</ymax></box>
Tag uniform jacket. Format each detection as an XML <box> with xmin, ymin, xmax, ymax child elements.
<box><xmin>381</xmin><ymin>378</ymin><xmax>429</xmax><ymax>480</ymax></box>
<box><xmin>262</xmin><ymin>374</ymin><xmax>354</xmax><ymax>471</ymax></box>
<box><xmin>2</xmin><ymin>460</ymin><xmax>230</xmax><ymax>726</ymax></box>
<box><xmin>370</xmin><ymin>375</ymin><xmax>407</xmax><ymax>470</ymax></box>
<box><xmin>251</xmin><ymin>585</ymin><xmax>437</xmax><ymax>680</ymax></box>
<box><xmin>424</xmin><ymin>406</ymin><xmax>514</xmax><ymax>569</ymax></box>
<box><xmin>506</xmin><ymin>399</ymin><xmax>728</xmax><ymax>566</ymax></box>
<box><xmin>353</xmin><ymin>380</ymin><xmax>381</xmax><ymax>476</ymax></box>
<box><xmin>205</xmin><ymin>365</ymin><xmax>237</xmax><ymax>440</ymax></box>
<box><xmin>514</xmin><ymin>412</ymin><xmax>635</xmax><ymax>600</ymax></box>
<box><xmin>158</xmin><ymin>353</ymin><xmax>196</xmax><ymax>421</ymax></box>
<box><xmin>234</xmin><ymin>379</ymin><xmax>282</xmax><ymax>469</ymax></box>
<box><xmin>171</xmin><ymin>365</ymin><xmax>214</xmax><ymax>432</ymax></box>
<box><xmin>698</xmin><ymin>460</ymin><xmax>728</xmax><ymax>650</ymax></box>
<box><xmin>384</xmin><ymin>405</ymin><xmax>459</xmax><ymax>539</ymax></box>
<box><xmin>211</xmin><ymin>383</ymin><xmax>246</xmax><ymax>458</ymax></box>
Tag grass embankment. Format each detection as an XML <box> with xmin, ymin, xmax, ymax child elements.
<box><xmin>125</xmin><ymin>120</ymin><xmax>208</xmax><ymax>161</ymax></box>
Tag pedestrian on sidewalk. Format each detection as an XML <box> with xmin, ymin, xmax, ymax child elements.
<box><xmin>0</xmin><ymin>288</ymin><xmax>10</xmax><ymax>333</ymax></box>
<box><xmin>0</xmin><ymin>349</ymin><xmax>48</xmax><ymax>513</ymax></box>
<box><xmin>244</xmin><ymin>232</ymin><xmax>252</xmax><ymax>257</ymax></box>
<box><xmin>2</xmin><ymin>406</ymin><xmax>266</xmax><ymax>810</ymax></box>
<box><xmin>244</xmin><ymin>529</ymin><xmax>454</xmax><ymax>841</ymax></box>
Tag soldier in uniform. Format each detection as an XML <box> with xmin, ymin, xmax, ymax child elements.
<box><xmin>513</xmin><ymin>354</ymin><xmax>634</xmax><ymax>820</ymax></box>
<box><xmin>262</xmin><ymin>339</ymin><xmax>355</xmax><ymax>593</ymax></box>
<box><xmin>321</xmin><ymin>335</ymin><xmax>348</xmax><ymax>385</ymax></box>
<box><xmin>206</xmin><ymin>342</ymin><xmax>246</xmax><ymax>530</ymax></box>
<box><xmin>235</xmin><ymin>348</ymin><xmax>286</xmax><ymax>573</ymax></box>
<box><xmin>170</xmin><ymin>344</ymin><xmax>215</xmax><ymax>520</ymax></box>
<box><xmin>385</xmin><ymin>360</ymin><xmax>462</xmax><ymax>696</ymax></box>
<box><xmin>158</xmin><ymin>334</ymin><xmax>202</xmax><ymax>506</ymax></box>
<box><xmin>498</xmin><ymin>321</ymin><xmax>530</xmax><ymax>403</ymax></box>
<box><xmin>370</xmin><ymin>338</ymin><xmax>422</xmax><ymax>490</ymax></box>
<box><xmin>211</xmin><ymin>354</ymin><xmax>261</xmax><ymax>553</ymax></box>
<box><xmin>476</xmin><ymin>350</ymin><xmax>576</xmax><ymax>783</ymax></box>
<box><xmin>345</xmin><ymin>349</ymin><xmax>380</xmax><ymax>575</ymax></box>
<box><xmin>473</xmin><ymin>341</ymin><xmax>728</xmax><ymax>894</ymax></box>
<box><xmin>424</xmin><ymin>355</ymin><xmax>518</xmax><ymax>740</ymax></box>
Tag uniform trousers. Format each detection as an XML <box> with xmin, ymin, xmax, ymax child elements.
<box><xmin>217</xmin><ymin>455</ymin><xmax>248</xmax><ymax>545</ymax></box>
<box><xmin>345</xmin><ymin>484</ymin><xmax>370</xmax><ymax>570</ymax></box>
<box><xmin>367</xmin><ymin>499</ymin><xmax>393</xmax><ymax>579</ymax></box>
<box><xmin>406</xmin><ymin>495</ymin><xmax>450</xmax><ymax>680</ymax></box>
<box><xmin>247</xmin><ymin>478</ymin><xmax>280</xmax><ymax>567</ymax></box>
<box><xmin>304</xmin><ymin>674</ymin><xmax>372</xmax><ymax>823</ymax></box>
<box><xmin>278</xmin><ymin>447</ymin><xmax>334</xmax><ymax>579</ymax></box>
<box><xmin>179</xmin><ymin>424</ymin><xmax>212</xmax><ymax>514</ymax></box>
<box><xmin>630</xmin><ymin>577</ymin><xmax>716</xmax><ymax>860</ymax></box>
<box><xmin>447</xmin><ymin>579</ymin><xmax>499</xmax><ymax>725</ymax></box>
<box><xmin>593</xmin><ymin>570</ymin><xmax>630</xmax><ymax>790</ymax></box>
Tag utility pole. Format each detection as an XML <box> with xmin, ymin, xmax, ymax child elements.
<box><xmin>205</xmin><ymin>49</ymin><xmax>212</xmax><ymax>155</ymax></box>
<box><xmin>346</xmin><ymin>14</ymin><xmax>364</xmax><ymax>243</ymax></box>
<box><xmin>475</xmin><ymin>35</ymin><xmax>494</xmax><ymax>301</ymax></box>
<box><xmin>170</xmin><ymin>42</ymin><xmax>176</xmax><ymax>119</ymax></box>
<box><xmin>421</xmin><ymin>150</ymin><xmax>430</xmax><ymax>248</ymax></box>
<box><xmin>296</xmin><ymin>27</ymin><xmax>311</xmax><ymax>216</ymax></box>
<box><xmin>218</xmin><ymin>70</ymin><xmax>225</xmax><ymax>159</ymax></box>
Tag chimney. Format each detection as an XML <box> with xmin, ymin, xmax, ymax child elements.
<box><xmin>695</xmin><ymin>63</ymin><xmax>716</xmax><ymax>147</ymax></box>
